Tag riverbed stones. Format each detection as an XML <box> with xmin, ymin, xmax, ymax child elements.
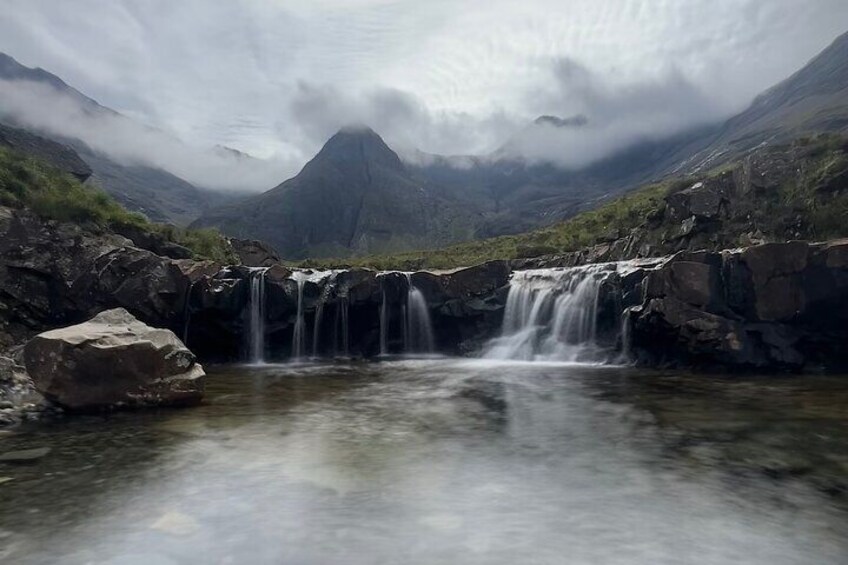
<box><xmin>23</xmin><ymin>308</ymin><xmax>205</xmax><ymax>411</ymax></box>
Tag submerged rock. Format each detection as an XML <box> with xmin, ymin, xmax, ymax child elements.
<box><xmin>0</xmin><ymin>447</ymin><xmax>50</xmax><ymax>463</ymax></box>
<box><xmin>23</xmin><ymin>308</ymin><xmax>205</xmax><ymax>411</ymax></box>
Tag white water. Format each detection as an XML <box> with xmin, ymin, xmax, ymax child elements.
<box><xmin>404</xmin><ymin>274</ymin><xmax>435</xmax><ymax>354</ymax></box>
<box><xmin>248</xmin><ymin>268</ymin><xmax>269</xmax><ymax>364</ymax></box>
<box><xmin>485</xmin><ymin>264</ymin><xmax>623</xmax><ymax>363</ymax></box>
<box><xmin>334</xmin><ymin>296</ymin><xmax>350</xmax><ymax>357</ymax></box>
<box><xmin>291</xmin><ymin>270</ymin><xmax>338</xmax><ymax>360</ymax></box>
<box><xmin>379</xmin><ymin>287</ymin><xmax>388</xmax><ymax>356</ymax></box>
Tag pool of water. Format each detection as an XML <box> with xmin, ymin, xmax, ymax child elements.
<box><xmin>0</xmin><ymin>359</ymin><xmax>847</xmax><ymax>564</ymax></box>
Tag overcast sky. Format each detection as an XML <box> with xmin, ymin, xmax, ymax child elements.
<box><xmin>1</xmin><ymin>0</ymin><xmax>848</xmax><ymax>185</ymax></box>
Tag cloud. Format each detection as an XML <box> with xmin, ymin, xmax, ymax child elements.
<box><xmin>0</xmin><ymin>78</ymin><xmax>293</xmax><ymax>191</ymax></box>
<box><xmin>1</xmin><ymin>0</ymin><xmax>847</xmax><ymax>177</ymax></box>
<box><xmin>286</xmin><ymin>82</ymin><xmax>518</xmax><ymax>161</ymax></box>
<box><xmin>496</xmin><ymin>57</ymin><xmax>725</xmax><ymax>168</ymax></box>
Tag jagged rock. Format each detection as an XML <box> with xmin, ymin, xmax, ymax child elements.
<box><xmin>73</xmin><ymin>247</ymin><xmax>191</xmax><ymax>329</ymax></box>
<box><xmin>665</xmin><ymin>177</ymin><xmax>730</xmax><ymax>223</ymax></box>
<box><xmin>111</xmin><ymin>223</ymin><xmax>194</xmax><ymax>260</ymax></box>
<box><xmin>24</xmin><ymin>308</ymin><xmax>204</xmax><ymax>410</ymax></box>
<box><xmin>630</xmin><ymin>241</ymin><xmax>848</xmax><ymax>371</ymax></box>
<box><xmin>229</xmin><ymin>238</ymin><xmax>281</xmax><ymax>267</ymax></box>
<box><xmin>740</xmin><ymin>242</ymin><xmax>808</xmax><ymax>322</ymax></box>
<box><xmin>0</xmin><ymin>207</ymin><xmax>221</xmax><ymax>347</ymax></box>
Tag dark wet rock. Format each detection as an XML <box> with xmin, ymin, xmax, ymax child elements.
<box><xmin>24</xmin><ymin>308</ymin><xmax>205</xmax><ymax>411</ymax></box>
<box><xmin>229</xmin><ymin>238</ymin><xmax>281</xmax><ymax>267</ymax></box>
<box><xmin>630</xmin><ymin>241</ymin><xmax>848</xmax><ymax>371</ymax></box>
<box><xmin>111</xmin><ymin>223</ymin><xmax>194</xmax><ymax>260</ymax></box>
<box><xmin>0</xmin><ymin>206</ymin><xmax>223</xmax><ymax>351</ymax></box>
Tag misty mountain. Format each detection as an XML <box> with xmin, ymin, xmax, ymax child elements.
<box><xmin>192</xmin><ymin>127</ymin><xmax>481</xmax><ymax>259</ymax></box>
<box><xmin>414</xmin><ymin>30</ymin><xmax>848</xmax><ymax>238</ymax></box>
<box><xmin>197</xmin><ymin>29</ymin><xmax>848</xmax><ymax>259</ymax></box>
<box><xmin>0</xmin><ymin>53</ymin><xmax>238</xmax><ymax>225</ymax></box>
<box><xmin>681</xmin><ymin>29</ymin><xmax>848</xmax><ymax>172</ymax></box>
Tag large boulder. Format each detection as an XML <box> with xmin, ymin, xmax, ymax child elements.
<box><xmin>23</xmin><ymin>308</ymin><xmax>205</xmax><ymax>410</ymax></box>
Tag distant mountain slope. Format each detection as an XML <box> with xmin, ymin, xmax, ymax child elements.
<box><xmin>412</xmin><ymin>30</ymin><xmax>848</xmax><ymax>239</ymax></box>
<box><xmin>0</xmin><ymin>52</ymin><xmax>230</xmax><ymax>225</ymax></box>
<box><xmin>177</xmin><ymin>29</ymin><xmax>848</xmax><ymax>257</ymax></box>
<box><xmin>682</xmin><ymin>30</ymin><xmax>848</xmax><ymax>172</ymax></box>
<box><xmin>192</xmin><ymin>128</ymin><xmax>481</xmax><ymax>259</ymax></box>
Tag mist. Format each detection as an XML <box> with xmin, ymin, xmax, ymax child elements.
<box><xmin>0</xmin><ymin>79</ymin><xmax>293</xmax><ymax>192</ymax></box>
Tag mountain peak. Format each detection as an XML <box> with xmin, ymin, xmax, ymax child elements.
<box><xmin>316</xmin><ymin>126</ymin><xmax>403</xmax><ymax>170</ymax></box>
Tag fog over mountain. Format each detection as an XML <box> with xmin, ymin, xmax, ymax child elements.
<box><xmin>0</xmin><ymin>77</ymin><xmax>287</xmax><ymax>192</ymax></box>
<box><xmin>2</xmin><ymin>0</ymin><xmax>847</xmax><ymax>176</ymax></box>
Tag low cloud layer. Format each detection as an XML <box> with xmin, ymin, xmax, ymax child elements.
<box><xmin>0</xmin><ymin>79</ymin><xmax>292</xmax><ymax>191</ymax></box>
<box><xmin>496</xmin><ymin>58</ymin><xmax>725</xmax><ymax>167</ymax></box>
<box><xmin>1</xmin><ymin>0</ymin><xmax>847</xmax><ymax>181</ymax></box>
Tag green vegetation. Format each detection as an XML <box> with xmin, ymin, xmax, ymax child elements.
<box><xmin>0</xmin><ymin>147</ymin><xmax>236</xmax><ymax>263</ymax></box>
<box><xmin>295</xmin><ymin>179</ymin><xmax>679</xmax><ymax>270</ymax></box>
<box><xmin>298</xmin><ymin>134</ymin><xmax>848</xmax><ymax>271</ymax></box>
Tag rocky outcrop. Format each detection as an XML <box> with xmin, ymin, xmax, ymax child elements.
<box><xmin>229</xmin><ymin>238</ymin><xmax>281</xmax><ymax>267</ymax></box>
<box><xmin>0</xmin><ymin>206</ymin><xmax>217</xmax><ymax>349</ymax></box>
<box><xmin>24</xmin><ymin>308</ymin><xmax>205</xmax><ymax>410</ymax></box>
<box><xmin>629</xmin><ymin>241</ymin><xmax>848</xmax><ymax>371</ymax></box>
<box><xmin>111</xmin><ymin>222</ymin><xmax>194</xmax><ymax>260</ymax></box>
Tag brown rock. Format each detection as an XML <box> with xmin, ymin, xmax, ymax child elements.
<box><xmin>24</xmin><ymin>308</ymin><xmax>204</xmax><ymax>411</ymax></box>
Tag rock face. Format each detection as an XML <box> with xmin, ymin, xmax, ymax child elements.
<box><xmin>229</xmin><ymin>238</ymin><xmax>281</xmax><ymax>267</ymax></box>
<box><xmin>0</xmin><ymin>206</ymin><xmax>212</xmax><ymax>350</ymax></box>
<box><xmin>24</xmin><ymin>308</ymin><xmax>205</xmax><ymax>410</ymax></box>
<box><xmin>192</xmin><ymin>127</ymin><xmax>480</xmax><ymax>260</ymax></box>
<box><xmin>629</xmin><ymin>241</ymin><xmax>848</xmax><ymax>371</ymax></box>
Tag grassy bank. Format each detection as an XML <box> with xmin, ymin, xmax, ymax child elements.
<box><xmin>296</xmin><ymin>134</ymin><xmax>848</xmax><ymax>271</ymax></box>
<box><xmin>0</xmin><ymin>147</ymin><xmax>236</xmax><ymax>263</ymax></box>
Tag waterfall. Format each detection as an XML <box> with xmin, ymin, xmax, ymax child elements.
<box><xmin>311</xmin><ymin>285</ymin><xmax>330</xmax><ymax>358</ymax></box>
<box><xmin>291</xmin><ymin>272</ymin><xmax>308</xmax><ymax>360</ymax></box>
<box><xmin>334</xmin><ymin>296</ymin><xmax>350</xmax><ymax>357</ymax></box>
<box><xmin>485</xmin><ymin>264</ymin><xmax>618</xmax><ymax>363</ymax></box>
<box><xmin>618</xmin><ymin>307</ymin><xmax>633</xmax><ymax>364</ymax></box>
<box><xmin>182</xmin><ymin>279</ymin><xmax>196</xmax><ymax>346</ymax></box>
<box><xmin>379</xmin><ymin>287</ymin><xmax>388</xmax><ymax>356</ymax></box>
<box><xmin>290</xmin><ymin>270</ymin><xmax>339</xmax><ymax>361</ymax></box>
<box><xmin>404</xmin><ymin>274</ymin><xmax>435</xmax><ymax>354</ymax></box>
<box><xmin>248</xmin><ymin>267</ymin><xmax>269</xmax><ymax>364</ymax></box>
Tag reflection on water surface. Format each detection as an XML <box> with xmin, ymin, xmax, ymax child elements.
<box><xmin>0</xmin><ymin>359</ymin><xmax>846</xmax><ymax>564</ymax></box>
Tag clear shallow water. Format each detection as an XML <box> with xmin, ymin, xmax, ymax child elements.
<box><xmin>0</xmin><ymin>360</ymin><xmax>847</xmax><ymax>564</ymax></box>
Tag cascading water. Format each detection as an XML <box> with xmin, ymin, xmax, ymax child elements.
<box><xmin>379</xmin><ymin>287</ymin><xmax>388</xmax><ymax>356</ymax></box>
<box><xmin>291</xmin><ymin>270</ymin><xmax>338</xmax><ymax>361</ymax></box>
<box><xmin>291</xmin><ymin>272</ymin><xmax>308</xmax><ymax>360</ymax></box>
<box><xmin>484</xmin><ymin>264</ymin><xmax>619</xmax><ymax>363</ymax></box>
<box><xmin>334</xmin><ymin>296</ymin><xmax>350</xmax><ymax>357</ymax></box>
<box><xmin>248</xmin><ymin>267</ymin><xmax>269</xmax><ymax>364</ymax></box>
<box><xmin>311</xmin><ymin>285</ymin><xmax>330</xmax><ymax>359</ymax></box>
<box><xmin>182</xmin><ymin>279</ymin><xmax>197</xmax><ymax>346</ymax></box>
<box><xmin>404</xmin><ymin>274</ymin><xmax>435</xmax><ymax>354</ymax></box>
